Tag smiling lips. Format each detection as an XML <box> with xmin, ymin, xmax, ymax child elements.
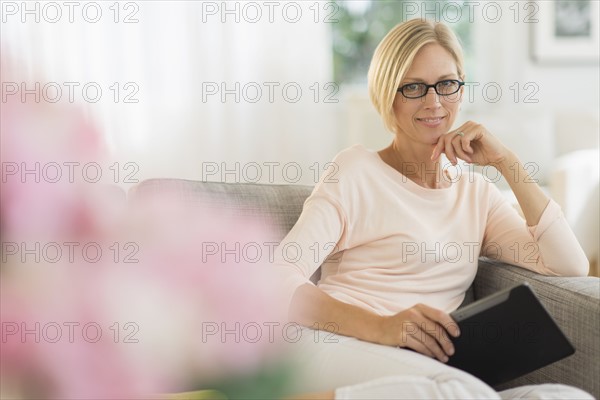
<box><xmin>416</xmin><ymin>116</ymin><xmax>446</xmax><ymax>127</ymax></box>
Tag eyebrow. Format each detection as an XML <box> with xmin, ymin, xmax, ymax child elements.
<box><xmin>402</xmin><ymin>74</ymin><xmax>458</xmax><ymax>83</ymax></box>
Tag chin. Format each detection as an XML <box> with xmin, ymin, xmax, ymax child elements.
<box><xmin>425</xmin><ymin>128</ymin><xmax>447</xmax><ymax>141</ymax></box>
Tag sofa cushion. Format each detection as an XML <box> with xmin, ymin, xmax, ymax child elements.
<box><xmin>129</xmin><ymin>179</ymin><xmax>314</xmax><ymax>240</ymax></box>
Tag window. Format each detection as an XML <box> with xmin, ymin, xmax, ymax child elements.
<box><xmin>332</xmin><ymin>0</ymin><xmax>474</xmax><ymax>85</ymax></box>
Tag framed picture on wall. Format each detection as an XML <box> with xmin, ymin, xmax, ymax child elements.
<box><xmin>531</xmin><ymin>0</ymin><xmax>599</xmax><ymax>64</ymax></box>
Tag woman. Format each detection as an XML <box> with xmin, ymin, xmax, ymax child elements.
<box><xmin>274</xmin><ymin>19</ymin><xmax>592</xmax><ymax>399</ymax></box>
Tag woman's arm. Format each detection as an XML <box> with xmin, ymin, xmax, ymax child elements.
<box><xmin>290</xmin><ymin>283</ymin><xmax>459</xmax><ymax>363</ymax></box>
<box><xmin>289</xmin><ymin>283</ymin><xmax>383</xmax><ymax>343</ymax></box>
<box><xmin>433</xmin><ymin>121</ymin><xmax>589</xmax><ymax>276</ymax></box>
<box><xmin>274</xmin><ymin>196</ymin><xmax>388</xmax><ymax>344</ymax></box>
<box><xmin>494</xmin><ymin>150</ymin><xmax>548</xmax><ymax>227</ymax></box>
<box><xmin>432</xmin><ymin>121</ymin><xmax>549</xmax><ymax>224</ymax></box>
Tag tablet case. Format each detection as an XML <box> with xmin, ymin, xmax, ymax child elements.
<box><xmin>447</xmin><ymin>282</ymin><xmax>575</xmax><ymax>386</ymax></box>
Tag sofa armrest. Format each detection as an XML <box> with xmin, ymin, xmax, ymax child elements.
<box><xmin>473</xmin><ymin>258</ymin><xmax>600</xmax><ymax>398</ymax></box>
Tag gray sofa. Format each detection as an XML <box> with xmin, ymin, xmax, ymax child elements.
<box><xmin>130</xmin><ymin>179</ymin><xmax>600</xmax><ymax>398</ymax></box>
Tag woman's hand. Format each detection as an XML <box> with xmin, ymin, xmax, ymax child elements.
<box><xmin>430</xmin><ymin>121</ymin><xmax>510</xmax><ymax>167</ymax></box>
<box><xmin>377</xmin><ymin>303</ymin><xmax>461</xmax><ymax>363</ymax></box>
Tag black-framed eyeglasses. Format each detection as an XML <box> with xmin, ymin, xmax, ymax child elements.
<box><xmin>397</xmin><ymin>79</ymin><xmax>465</xmax><ymax>99</ymax></box>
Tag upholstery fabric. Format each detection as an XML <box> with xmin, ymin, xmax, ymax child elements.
<box><xmin>129</xmin><ymin>179</ymin><xmax>313</xmax><ymax>238</ymax></box>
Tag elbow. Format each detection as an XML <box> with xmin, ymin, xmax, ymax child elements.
<box><xmin>571</xmin><ymin>258</ymin><xmax>590</xmax><ymax>277</ymax></box>
<box><xmin>555</xmin><ymin>253</ymin><xmax>590</xmax><ymax>277</ymax></box>
<box><xmin>570</xmin><ymin>249</ymin><xmax>591</xmax><ymax>276</ymax></box>
<box><xmin>538</xmin><ymin>243</ymin><xmax>591</xmax><ymax>277</ymax></box>
<box><xmin>288</xmin><ymin>282</ymin><xmax>319</xmax><ymax>323</ymax></box>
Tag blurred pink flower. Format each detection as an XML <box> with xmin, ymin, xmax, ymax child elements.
<box><xmin>128</xmin><ymin>188</ymin><xmax>287</xmax><ymax>378</ymax></box>
<box><xmin>1</xmin><ymin>98</ymin><xmax>108</xmax><ymax>242</ymax></box>
<box><xmin>1</xmin><ymin>56</ymin><xmax>288</xmax><ymax>399</ymax></box>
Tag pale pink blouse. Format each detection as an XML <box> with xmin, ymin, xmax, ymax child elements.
<box><xmin>273</xmin><ymin>145</ymin><xmax>589</xmax><ymax>316</ymax></box>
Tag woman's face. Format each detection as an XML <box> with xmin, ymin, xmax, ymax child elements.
<box><xmin>392</xmin><ymin>43</ymin><xmax>463</xmax><ymax>145</ymax></box>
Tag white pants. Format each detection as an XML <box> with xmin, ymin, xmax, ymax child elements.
<box><xmin>289</xmin><ymin>328</ymin><xmax>594</xmax><ymax>400</ymax></box>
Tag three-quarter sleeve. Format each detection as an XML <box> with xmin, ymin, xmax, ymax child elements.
<box><xmin>481</xmin><ymin>183</ymin><xmax>589</xmax><ymax>276</ymax></box>
<box><xmin>271</xmin><ymin>192</ymin><xmax>347</xmax><ymax>312</ymax></box>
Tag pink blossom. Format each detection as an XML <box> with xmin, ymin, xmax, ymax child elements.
<box><xmin>1</xmin><ymin>56</ymin><xmax>288</xmax><ymax>399</ymax></box>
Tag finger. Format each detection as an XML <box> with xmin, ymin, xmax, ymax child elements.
<box><xmin>402</xmin><ymin>332</ymin><xmax>441</xmax><ymax>361</ymax></box>
<box><xmin>399</xmin><ymin>334</ymin><xmax>435</xmax><ymax>358</ymax></box>
<box><xmin>444</xmin><ymin>135</ymin><xmax>458</xmax><ymax>165</ymax></box>
<box><xmin>461</xmin><ymin>136</ymin><xmax>474</xmax><ymax>154</ymax></box>
<box><xmin>417</xmin><ymin>324</ymin><xmax>450</xmax><ymax>362</ymax></box>
<box><xmin>417</xmin><ymin>304</ymin><xmax>461</xmax><ymax>338</ymax></box>
<box><xmin>444</xmin><ymin>319</ymin><xmax>461</xmax><ymax>340</ymax></box>
<box><xmin>402</xmin><ymin>311</ymin><xmax>454</xmax><ymax>361</ymax></box>
<box><xmin>438</xmin><ymin>328</ymin><xmax>455</xmax><ymax>356</ymax></box>
<box><xmin>452</xmin><ymin>138</ymin><xmax>472</xmax><ymax>163</ymax></box>
<box><xmin>431</xmin><ymin>139</ymin><xmax>443</xmax><ymax>161</ymax></box>
<box><xmin>417</xmin><ymin>315</ymin><xmax>456</xmax><ymax>359</ymax></box>
<box><xmin>453</xmin><ymin>124</ymin><xmax>474</xmax><ymax>154</ymax></box>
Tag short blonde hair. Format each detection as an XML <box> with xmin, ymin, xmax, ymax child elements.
<box><xmin>367</xmin><ymin>19</ymin><xmax>465</xmax><ymax>134</ymax></box>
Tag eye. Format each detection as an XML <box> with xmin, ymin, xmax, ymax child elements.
<box><xmin>439</xmin><ymin>80</ymin><xmax>455</xmax><ymax>87</ymax></box>
<box><xmin>403</xmin><ymin>83</ymin><xmax>421</xmax><ymax>92</ymax></box>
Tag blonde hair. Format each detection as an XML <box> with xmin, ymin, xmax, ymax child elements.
<box><xmin>367</xmin><ymin>19</ymin><xmax>465</xmax><ymax>134</ymax></box>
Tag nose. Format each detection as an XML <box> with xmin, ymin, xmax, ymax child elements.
<box><xmin>422</xmin><ymin>87</ymin><xmax>441</xmax><ymax>109</ymax></box>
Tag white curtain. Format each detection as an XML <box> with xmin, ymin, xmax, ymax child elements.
<box><xmin>2</xmin><ymin>1</ymin><xmax>341</xmax><ymax>185</ymax></box>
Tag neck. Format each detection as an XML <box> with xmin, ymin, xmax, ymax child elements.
<box><xmin>379</xmin><ymin>137</ymin><xmax>448</xmax><ymax>189</ymax></box>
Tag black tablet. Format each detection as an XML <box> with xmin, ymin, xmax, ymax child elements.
<box><xmin>447</xmin><ymin>282</ymin><xmax>575</xmax><ymax>386</ymax></box>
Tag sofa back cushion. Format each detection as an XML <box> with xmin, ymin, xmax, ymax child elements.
<box><xmin>128</xmin><ymin>179</ymin><xmax>314</xmax><ymax>240</ymax></box>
